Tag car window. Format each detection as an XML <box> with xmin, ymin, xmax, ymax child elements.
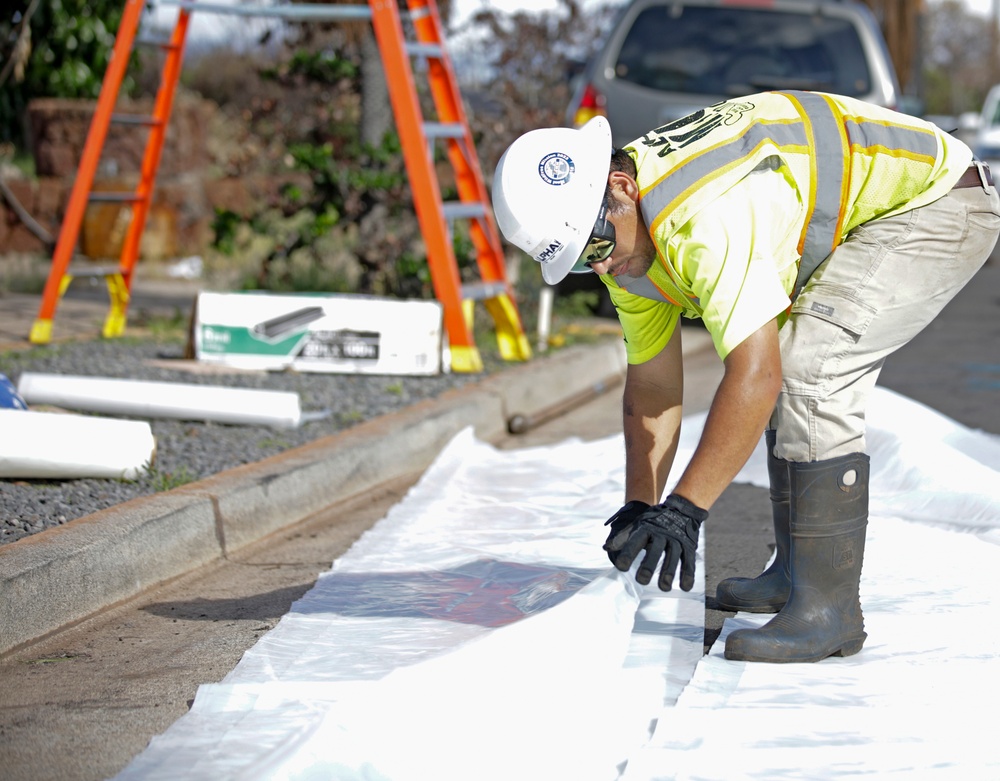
<box><xmin>989</xmin><ymin>100</ymin><xmax>1000</xmax><ymax>127</ymax></box>
<box><xmin>612</xmin><ymin>6</ymin><xmax>872</xmax><ymax>97</ymax></box>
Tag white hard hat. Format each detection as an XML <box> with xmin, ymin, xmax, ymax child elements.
<box><xmin>492</xmin><ymin>116</ymin><xmax>612</xmax><ymax>285</ymax></box>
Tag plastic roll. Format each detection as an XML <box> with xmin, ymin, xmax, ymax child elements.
<box><xmin>0</xmin><ymin>409</ymin><xmax>156</xmax><ymax>479</ymax></box>
<box><xmin>17</xmin><ymin>373</ymin><xmax>304</xmax><ymax>428</ymax></box>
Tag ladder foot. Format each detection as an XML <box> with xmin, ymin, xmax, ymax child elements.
<box><xmin>450</xmin><ymin>345</ymin><xmax>484</xmax><ymax>373</ymax></box>
<box><xmin>29</xmin><ymin>319</ymin><xmax>53</xmax><ymax>345</ymax></box>
<box><xmin>102</xmin><ymin>316</ymin><xmax>127</xmax><ymax>339</ymax></box>
<box><xmin>496</xmin><ymin>331</ymin><xmax>533</xmax><ymax>363</ymax></box>
<box><xmin>485</xmin><ymin>294</ymin><xmax>532</xmax><ymax>362</ymax></box>
<box><xmin>103</xmin><ymin>273</ymin><xmax>131</xmax><ymax>338</ymax></box>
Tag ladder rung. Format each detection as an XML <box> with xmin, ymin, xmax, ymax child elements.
<box><xmin>442</xmin><ymin>202</ymin><xmax>485</xmax><ymax>220</ymax></box>
<box><xmin>66</xmin><ymin>264</ymin><xmax>125</xmax><ymax>279</ymax></box>
<box><xmin>157</xmin><ymin>0</ymin><xmax>373</xmax><ymax>22</ymax></box>
<box><xmin>406</xmin><ymin>42</ymin><xmax>444</xmax><ymax>59</ymax></box>
<box><xmin>462</xmin><ymin>281</ymin><xmax>509</xmax><ymax>301</ymax></box>
<box><xmin>88</xmin><ymin>192</ymin><xmax>145</xmax><ymax>203</ymax></box>
<box><xmin>136</xmin><ymin>36</ymin><xmax>180</xmax><ymax>50</ymax></box>
<box><xmin>423</xmin><ymin>122</ymin><xmax>465</xmax><ymax>140</ymax></box>
<box><xmin>111</xmin><ymin>113</ymin><xmax>163</xmax><ymax>127</ymax></box>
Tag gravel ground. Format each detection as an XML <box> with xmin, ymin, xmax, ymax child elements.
<box><xmin>0</xmin><ymin>336</ymin><xmax>505</xmax><ymax>545</ymax></box>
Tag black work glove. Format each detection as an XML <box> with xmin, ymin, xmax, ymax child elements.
<box><xmin>602</xmin><ymin>500</ymin><xmax>650</xmax><ymax>571</ymax></box>
<box><xmin>603</xmin><ymin>494</ymin><xmax>708</xmax><ymax>592</ymax></box>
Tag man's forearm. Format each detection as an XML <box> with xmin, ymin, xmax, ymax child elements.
<box><xmin>673</xmin><ymin>319</ymin><xmax>781</xmax><ymax>510</ymax></box>
<box><xmin>620</xmin><ymin>325</ymin><xmax>685</xmax><ymax>505</ymax></box>
<box><xmin>622</xmin><ymin>378</ymin><xmax>683</xmax><ymax>504</ymax></box>
<box><xmin>673</xmin><ymin>367</ymin><xmax>776</xmax><ymax>509</ymax></box>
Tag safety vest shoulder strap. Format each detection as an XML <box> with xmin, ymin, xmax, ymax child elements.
<box><xmin>622</xmin><ymin>91</ymin><xmax>947</xmax><ymax>305</ymax></box>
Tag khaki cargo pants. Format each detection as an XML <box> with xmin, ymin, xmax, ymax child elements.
<box><xmin>770</xmin><ymin>179</ymin><xmax>1000</xmax><ymax>463</ymax></box>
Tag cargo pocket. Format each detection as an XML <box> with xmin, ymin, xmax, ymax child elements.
<box><xmin>789</xmin><ymin>281</ymin><xmax>876</xmax><ymax>339</ymax></box>
<box><xmin>780</xmin><ymin>281</ymin><xmax>878</xmax><ymax>395</ymax></box>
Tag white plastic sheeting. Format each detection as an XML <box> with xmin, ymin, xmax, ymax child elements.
<box><xmin>114</xmin><ymin>387</ymin><xmax>1000</xmax><ymax>780</ymax></box>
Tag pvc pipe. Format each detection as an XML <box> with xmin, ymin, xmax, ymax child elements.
<box><xmin>17</xmin><ymin>373</ymin><xmax>305</xmax><ymax>429</ymax></box>
<box><xmin>537</xmin><ymin>286</ymin><xmax>554</xmax><ymax>353</ymax></box>
<box><xmin>0</xmin><ymin>409</ymin><xmax>155</xmax><ymax>479</ymax></box>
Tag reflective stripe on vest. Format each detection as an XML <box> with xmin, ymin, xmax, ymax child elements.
<box><xmin>787</xmin><ymin>91</ymin><xmax>847</xmax><ymax>293</ymax></box>
<box><xmin>622</xmin><ymin>91</ymin><xmax>942</xmax><ymax>306</ymax></box>
<box><xmin>616</xmin><ymin>271</ymin><xmax>692</xmax><ymax>308</ymax></box>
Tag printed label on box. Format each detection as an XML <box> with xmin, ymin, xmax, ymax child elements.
<box><xmin>193</xmin><ymin>292</ymin><xmax>445</xmax><ymax>375</ymax></box>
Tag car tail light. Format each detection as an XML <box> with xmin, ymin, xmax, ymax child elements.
<box><xmin>571</xmin><ymin>82</ymin><xmax>607</xmax><ymax>127</ymax></box>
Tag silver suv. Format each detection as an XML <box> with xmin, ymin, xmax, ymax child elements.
<box><xmin>974</xmin><ymin>83</ymin><xmax>1000</xmax><ymax>173</ymax></box>
<box><xmin>566</xmin><ymin>0</ymin><xmax>902</xmax><ymax>148</ymax></box>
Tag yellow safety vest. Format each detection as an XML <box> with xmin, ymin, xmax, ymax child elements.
<box><xmin>607</xmin><ymin>91</ymin><xmax>971</xmax><ymax>313</ymax></box>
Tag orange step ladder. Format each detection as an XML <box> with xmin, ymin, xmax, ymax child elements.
<box><xmin>29</xmin><ymin>0</ymin><xmax>191</xmax><ymax>345</ymax></box>
<box><xmin>30</xmin><ymin>0</ymin><xmax>530</xmax><ymax>372</ymax></box>
<box><xmin>369</xmin><ymin>0</ymin><xmax>531</xmax><ymax>372</ymax></box>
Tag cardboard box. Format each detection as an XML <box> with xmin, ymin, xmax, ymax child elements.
<box><xmin>194</xmin><ymin>291</ymin><xmax>446</xmax><ymax>375</ymax></box>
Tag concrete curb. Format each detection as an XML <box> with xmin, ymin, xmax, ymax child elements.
<box><xmin>0</xmin><ymin>339</ymin><xmax>629</xmax><ymax>655</ymax></box>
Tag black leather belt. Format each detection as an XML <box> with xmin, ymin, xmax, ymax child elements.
<box><xmin>953</xmin><ymin>160</ymin><xmax>993</xmax><ymax>189</ymax></box>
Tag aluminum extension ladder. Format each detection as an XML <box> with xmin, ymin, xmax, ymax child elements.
<box><xmin>30</xmin><ymin>0</ymin><xmax>531</xmax><ymax>373</ymax></box>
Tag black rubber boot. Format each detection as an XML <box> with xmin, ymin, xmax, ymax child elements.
<box><xmin>715</xmin><ymin>429</ymin><xmax>791</xmax><ymax>613</ymax></box>
<box><xmin>724</xmin><ymin>452</ymin><xmax>869</xmax><ymax>664</ymax></box>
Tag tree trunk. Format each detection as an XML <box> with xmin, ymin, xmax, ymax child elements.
<box><xmin>360</xmin><ymin>28</ymin><xmax>392</xmax><ymax>147</ymax></box>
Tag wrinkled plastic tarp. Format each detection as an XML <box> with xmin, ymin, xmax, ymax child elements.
<box><xmin>114</xmin><ymin>387</ymin><xmax>1000</xmax><ymax>780</ymax></box>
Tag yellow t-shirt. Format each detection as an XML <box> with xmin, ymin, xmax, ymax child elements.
<box><xmin>603</xmin><ymin>91</ymin><xmax>973</xmax><ymax>363</ymax></box>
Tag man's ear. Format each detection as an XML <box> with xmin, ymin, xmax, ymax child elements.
<box><xmin>608</xmin><ymin>170</ymin><xmax>640</xmax><ymax>204</ymax></box>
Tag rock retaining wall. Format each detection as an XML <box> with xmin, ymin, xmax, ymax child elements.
<box><xmin>1</xmin><ymin>97</ymin><xmax>309</xmax><ymax>261</ymax></box>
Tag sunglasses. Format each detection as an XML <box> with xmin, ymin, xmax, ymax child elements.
<box><xmin>570</xmin><ymin>202</ymin><xmax>617</xmax><ymax>274</ymax></box>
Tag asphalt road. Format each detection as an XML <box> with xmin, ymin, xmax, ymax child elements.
<box><xmin>2</xmin><ymin>258</ymin><xmax>997</xmax><ymax>781</ymax></box>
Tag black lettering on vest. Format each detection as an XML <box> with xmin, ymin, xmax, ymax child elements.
<box><xmin>640</xmin><ymin>100</ymin><xmax>755</xmax><ymax>158</ymax></box>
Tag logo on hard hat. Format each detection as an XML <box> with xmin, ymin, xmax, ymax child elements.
<box><xmin>536</xmin><ymin>240</ymin><xmax>565</xmax><ymax>263</ymax></box>
<box><xmin>538</xmin><ymin>152</ymin><xmax>574</xmax><ymax>185</ymax></box>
